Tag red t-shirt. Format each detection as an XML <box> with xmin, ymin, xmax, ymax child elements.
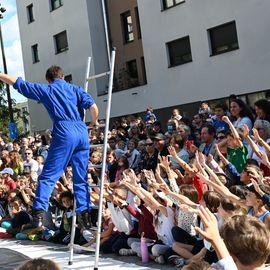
<box><xmin>4</xmin><ymin>179</ymin><xmax>16</xmax><ymax>190</ymax></box>
<box><xmin>193</xmin><ymin>176</ymin><xmax>205</xmax><ymax>201</ymax></box>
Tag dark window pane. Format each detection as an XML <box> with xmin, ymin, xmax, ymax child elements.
<box><xmin>51</xmin><ymin>0</ymin><xmax>62</xmax><ymax>11</ymax></box>
<box><xmin>54</xmin><ymin>31</ymin><xmax>68</xmax><ymax>53</ymax></box>
<box><xmin>167</xmin><ymin>36</ymin><xmax>192</xmax><ymax>67</ymax></box>
<box><xmin>209</xmin><ymin>21</ymin><xmax>239</xmax><ymax>55</ymax></box>
<box><xmin>27</xmin><ymin>4</ymin><xmax>34</xmax><ymax>23</ymax></box>
<box><xmin>121</xmin><ymin>11</ymin><xmax>134</xmax><ymax>43</ymax></box>
<box><xmin>64</xmin><ymin>74</ymin><xmax>72</xmax><ymax>83</ymax></box>
<box><xmin>31</xmin><ymin>44</ymin><xmax>39</xmax><ymax>63</ymax></box>
<box><xmin>127</xmin><ymin>59</ymin><xmax>138</xmax><ymax>79</ymax></box>
<box><xmin>163</xmin><ymin>0</ymin><xmax>185</xmax><ymax>9</ymax></box>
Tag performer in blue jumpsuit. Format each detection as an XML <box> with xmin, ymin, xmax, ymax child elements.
<box><xmin>0</xmin><ymin>66</ymin><xmax>99</xmax><ymax>228</ymax></box>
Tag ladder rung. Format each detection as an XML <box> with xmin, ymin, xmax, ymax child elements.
<box><xmin>87</xmin><ymin>71</ymin><xmax>110</xmax><ymax>80</ymax></box>
<box><xmin>90</xmin><ymin>144</ymin><xmax>103</xmax><ymax>148</ymax></box>
<box><xmin>71</xmin><ymin>244</ymin><xmax>95</xmax><ymax>253</ymax></box>
<box><xmin>89</xmin><ymin>164</ymin><xmax>102</xmax><ymax>169</ymax></box>
<box><xmin>88</xmin><ymin>123</ymin><xmax>106</xmax><ymax>130</ymax></box>
<box><xmin>89</xmin><ymin>185</ymin><xmax>100</xmax><ymax>188</ymax></box>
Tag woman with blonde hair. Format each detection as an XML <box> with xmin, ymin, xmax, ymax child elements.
<box><xmin>8</xmin><ymin>150</ymin><xmax>23</xmax><ymax>178</ymax></box>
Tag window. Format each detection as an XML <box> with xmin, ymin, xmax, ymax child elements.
<box><xmin>121</xmin><ymin>11</ymin><xmax>134</xmax><ymax>43</ymax></box>
<box><xmin>50</xmin><ymin>0</ymin><xmax>62</xmax><ymax>11</ymax></box>
<box><xmin>162</xmin><ymin>0</ymin><xmax>185</xmax><ymax>9</ymax></box>
<box><xmin>167</xmin><ymin>36</ymin><xmax>192</xmax><ymax>67</ymax></box>
<box><xmin>126</xmin><ymin>60</ymin><xmax>138</xmax><ymax>79</ymax></box>
<box><xmin>64</xmin><ymin>74</ymin><xmax>72</xmax><ymax>83</ymax></box>
<box><xmin>26</xmin><ymin>4</ymin><xmax>34</xmax><ymax>23</ymax></box>
<box><xmin>141</xmin><ymin>57</ymin><xmax>147</xmax><ymax>84</ymax></box>
<box><xmin>135</xmin><ymin>7</ymin><xmax>141</xmax><ymax>39</ymax></box>
<box><xmin>54</xmin><ymin>31</ymin><xmax>68</xmax><ymax>54</ymax></box>
<box><xmin>31</xmin><ymin>44</ymin><xmax>39</xmax><ymax>63</ymax></box>
<box><xmin>208</xmin><ymin>21</ymin><xmax>239</xmax><ymax>56</ymax></box>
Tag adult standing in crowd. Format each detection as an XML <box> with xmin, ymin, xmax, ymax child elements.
<box><xmin>0</xmin><ymin>66</ymin><xmax>99</xmax><ymax>229</ymax></box>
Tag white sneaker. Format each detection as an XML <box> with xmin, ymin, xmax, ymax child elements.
<box><xmin>119</xmin><ymin>248</ymin><xmax>137</xmax><ymax>256</ymax></box>
<box><xmin>82</xmin><ymin>229</ymin><xmax>94</xmax><ymax>241</ymax></box>
<box><xmin>155</xmin><ymin>255</ymin><xmax>165</xmax><ymax>264</ymax></box>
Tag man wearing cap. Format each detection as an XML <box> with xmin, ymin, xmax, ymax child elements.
<box><xmin>0</xmin><ymin>168</ymin><xmax>16</xmax><ymax>190</ymax></box>
<box><xmin>153</xmin><ymin>133</ymin><xmax>169</xmax><ymax>157</ymax></box>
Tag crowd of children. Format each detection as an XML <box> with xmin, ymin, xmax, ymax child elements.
<box><xmin>1</xmin><ymin>97</ymin><xmax>270</xmax><ymax>269</ymax></box>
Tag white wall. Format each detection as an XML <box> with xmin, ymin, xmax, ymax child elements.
<box><xmin>16</xmin><ymin>0</ymin><xmax>108</xmax><ymax>132</ymax></box>
<box><xmin>96</xmin><ymin>0</ymin><xmax>270</xmax><ymax>117</ymax></box>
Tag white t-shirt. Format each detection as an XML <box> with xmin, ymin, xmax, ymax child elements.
<box><xmin>233</xmin><ymin>116</ymin><xmax>253</xmax><ymax>130</ymax></box>
<box><xmin>23</xmin><ymin>159</ymin><xmax>39</xmax><ymax>180</ymax></box>
<box><xmin>154</xmin><ymin>207</ymin><xmax>175</xmax><ymax>247</ymax></box>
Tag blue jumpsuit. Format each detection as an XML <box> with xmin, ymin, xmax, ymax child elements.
<box><xmin>14</xmin><ymin>77</ymin><xmax>95</xmax><ymax>213</ymax></box>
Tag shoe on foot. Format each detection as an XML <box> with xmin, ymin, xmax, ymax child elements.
<box><xmin>82</xmin><ymin>229</ymin><xmax>94</xmax><ymax>242</ymax></box>
<box><xmin>23</xmin><ymin>210</ymin><xmax>44</xmax><ymax>231</ymax></box>
<box><xmin>154</xmin><ymin>255</ymin><xmax>165</xmax><ymax>264</ymax></box>
<box><xmin>77</xmin><ymin>210</ymin><xmax>92</xmax><ymax>230</ymax></box>
<box><xmin>174</xmin><ymin>257</ymin><xmax>186</xmax><ymax>267</ymax></box>
<box><xmin>168</xmin><ymin>254</ymin><xmax>183</xmax><ymax>265</ymax></box>
<box><xmin>119</xmin><ymin>248</ymin><xmax>137</xmax><ymax>256</ymax></box>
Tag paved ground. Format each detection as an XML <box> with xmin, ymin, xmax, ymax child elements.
<box><xmin>0</xmin><ymin>239</ymin><xmax>176</xmax><ymax>270</ymax></box>
<box><xmin>0</xmin><ymin>248</ymin><xmax>29</xmax><ymax>270</ymax></box>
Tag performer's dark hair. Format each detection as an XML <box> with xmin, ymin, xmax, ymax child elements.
<box><xmin>45</xmin><ymin>65</ymin><xmax>64</xmax><ymax>82</ymax></box>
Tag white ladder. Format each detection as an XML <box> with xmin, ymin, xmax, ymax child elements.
<box><xmin>68</xmin><ymin>48</ymin><xmax>116</xmax><ymax>270</ymax></box>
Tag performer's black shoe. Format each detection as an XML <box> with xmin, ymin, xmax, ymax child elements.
<box><xmin>77</xmin><ymin>210</ymin><xmax>92</xmax><ymax>230</ymax></box>
<box><xmin>23</xmin><ymin>210</ymin><xmax>44</xmax><ymax>231</ymax></box>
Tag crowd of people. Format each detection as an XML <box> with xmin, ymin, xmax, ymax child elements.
<box><xmin>1</xmin><ymin>96</ymin><xmax>270</xmax><ymax>270</ymax></box>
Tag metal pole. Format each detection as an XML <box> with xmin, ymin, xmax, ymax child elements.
<box><xmin>93</xmin><ymin>48</ymin><xmax>116</xmax><ymax>270</ymax></box>
<box><xmin>101</xmin><ymin>0</ymin><xmax>111</xmax><ymax>65</ymax></box>
<box><xmin>0</xmin><ymin>23</ymin><xmax>14</xmax><ymax>122</ymax></box>
<box><xmin>84</xmin><ymin>57</ymin><xmax>92</xmax><ymax>93</ymax></box>
<box><xmin>68</xmin><ymin>57</ymin><xmax>92</xmax><ymax>265</ymax></box>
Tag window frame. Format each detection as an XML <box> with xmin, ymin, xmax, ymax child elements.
<box><xmin>31</xmin><ymin>44</ymin><xmax>39</xmax><ymax>64</ymax></box>
<box><xmin>121</xmin><ymin>11</ymin><xmax>134</xmax><ymax>44</ymax></box>
<box><xmin>162</xmin><ymin>0</ymin><xmax>185</xmax><ymax>11</ymax></box>
<box><xmin>166</xmin><ymin>36</ymin><xmax>192</xmax><ymax>68</ymax></box>
<box><xmin>126</xmin><ymin>59</ymin><xmax>139</xmax><ymax>80</ymax></box>
<box><xmin>64</xmin><ymin>74</ymin><xmax>72</xmax><ymax>83</ymax></box>
<box><xmin>50</xmin><ymin>0</ymin><xmax>63</xmax><ymax>12</ymax></box>
<box><xmin>54</xmin><ymin>30</ymin><xmax>69</xmax><ymax>54</ymax></box>
<box><xmin>26</xmin><ymin>4</ymin><xmax>34</xmax><ymax>24</ymax></box>
<box><xmin>208</xmin><ymin>21</ymin><xmax>239</xmax><ymax>56</ymax></box>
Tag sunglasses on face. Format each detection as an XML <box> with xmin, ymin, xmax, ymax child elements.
<box><xmin>25</xmin><ymin>153</ymin><xmax>32</xmax><ymax>155</ymax></box>
<box><xmin>217</xmin><ymin>136</ymin><xmax>225</xmax><ymax>140</ymax></box>
<box><xmin>146</xmin><ymin>143</ymin><xmax>154</xmax><ymax>146</ymax></box>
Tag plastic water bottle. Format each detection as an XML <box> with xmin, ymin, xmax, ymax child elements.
<box><xmin>140</xmin><ymin>232</ymin><xmax>149</xmax><ymax>263</ymax></box>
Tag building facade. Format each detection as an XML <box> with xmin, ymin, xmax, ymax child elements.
<box><xmin>16</xmin><ymin>0</ymin><xmax>270</xmax><ymax>132</ymax></box>
<box><xmin>14</xmin><ymin>101</ymin><xmax>30</xmax><ymax>134</ymax></box>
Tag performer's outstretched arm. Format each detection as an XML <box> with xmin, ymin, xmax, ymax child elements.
<box><xmin>0</xmin><ymin>73</ymin><xmax>17</xmax><ymax>85</ymax></box>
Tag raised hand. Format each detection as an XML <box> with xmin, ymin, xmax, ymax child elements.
<box><xmin>159</xmin><ymin>183</ymin><xmax>171</xmax><ymax>195</ymax></box>
<box><xmin>168</xmin><ymin>146</ymin><xmax>177</xmax><ymax>157</ymax></box>
<box><xmin>214</xmin><ymin>144</ymin><xmax>221</xmax><ymax>156</ymax></box>
<box><xmin>260</xmin><ymin>151</ymin><xmax>269</xmax><ymax>165</ymax></box>
<box><xmin>195</xmin><ymin>206</ymin><xmax>220</xmax><ymax>243</ymax></box>
<box><xmin>252</xmin><ymin>128</ymin><xmax>261</xmax><ymax>142</ymax></box>
<box><xmin>159</xmin><ymin>155</ymin><xmax>171</xmax><ymax>169</ymax></box>
<box><xmin>243</xmin><ymin>124</ymin><xmax>250</xmax><ymax>138</ymax></box>
<box><xmin>222</xmin><ymin>115</ymin><xmax>230</xmax><ymax>123</ymax></box>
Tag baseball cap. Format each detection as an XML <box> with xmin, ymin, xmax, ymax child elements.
<box><xmin>154</xmin><ymin>133</ymin><xmax>166</xmax><ymax>141</ymax></box>
<box><xmin>0</xmin><ymin>168</ymin><xmax>14</xmax><ymax>176</ymax></box>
